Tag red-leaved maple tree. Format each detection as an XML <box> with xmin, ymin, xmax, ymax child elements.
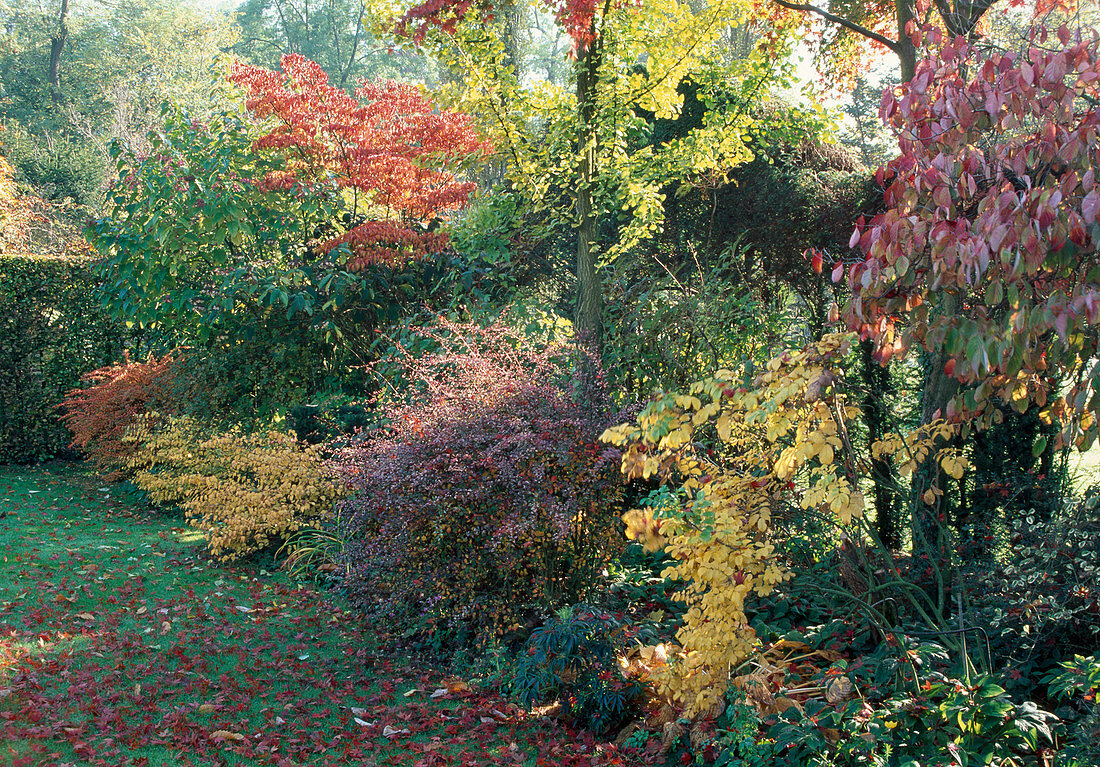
<box><xmin>836</xmin><ymin>25</ymin><xmax>1100</xmax><ymax>446</ymax></box>
<box><xmin>229</xmin><ymin>54</ymin><xmax>491</xmax><ymax>271</ymax></box>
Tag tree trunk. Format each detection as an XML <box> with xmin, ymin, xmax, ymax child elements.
<box><xmin>910</xmin><ymin>295</ymin><xmax>959</xmax><ymax>617</ymax></box>
<box><xmin>895</xmin><ymin>0</ymin><xmax>917</xmax><ymax>82</ymax></box>
<box><xmin>861</xmin><ymin>340</ymin><xmax>898</xmax><ymax>548</ymax></box>
<box><xmin>574</xmin><ymin>38</ymin><xmax>602</xmax><ymax>347</ymax></box>
<box><xmin>499</xmin><ymin>0</ymin><xmax>526</xmax><ymax>84</ymax></box>
<box><xmin>47</xmin><ymin>0</ymin><xmax>71</xmax><ymax>99</ymax></box>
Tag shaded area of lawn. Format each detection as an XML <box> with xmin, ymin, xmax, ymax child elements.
<box><xmin>0</xmin><ymin>465</ymin><xmax>629</xmax><ymax>767</ymax></box>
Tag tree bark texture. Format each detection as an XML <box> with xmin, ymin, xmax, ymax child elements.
<box><xmin>574</xmin><ymin>37</ymin><xmax>602</xmax><ymax>347</ymax></box>
<box><xmin>47</xmin><ymin>0</ymin><xmax>71</xmax><ymax>97</ymax></box>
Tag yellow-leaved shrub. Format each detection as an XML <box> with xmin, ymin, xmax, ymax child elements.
<box><xmin>123</xmin><ymin>416</ymin><xmax>343</xmax><ymax>561</ymax></box>
<box><xmin>602</xmin><ymin>333</ymin><xmax>970</xmax><ymax>716</ymax></box>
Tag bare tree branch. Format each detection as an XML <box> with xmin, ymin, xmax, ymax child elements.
<box><xmin>771</xmin><ymin>0</ymin><xmax>901</xmax><ymax>54</ymax></box>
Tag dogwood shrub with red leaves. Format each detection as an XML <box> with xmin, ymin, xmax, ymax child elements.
<box><xmin>835</xmin><ymin>25</ymin><xmax>1100</xmax><ymax>444</ymax></box>
<box><xmin>331</xmin><ymin>321</ymin><xmax>625</xmax><ymax>648</ymax></box>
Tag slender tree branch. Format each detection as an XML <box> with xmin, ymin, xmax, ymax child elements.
<box><xmin>771</xmin><ymin>0</ymin><xmax>901</xmax><ymax>53</ymax></box>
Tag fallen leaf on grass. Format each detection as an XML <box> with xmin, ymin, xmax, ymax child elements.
<box><xmin>430</xmin><ymin>688</ymin><xmax>448</xmax><ymax>698</ymax></box>
<box><xmin>448</xmin><ymin>680</ymin><xmax>471</xmax><ymax>694</ymax></box>
<box><xmin>197</xmin><ymin>704</ymin><xmax>217</xmax><ymax>714</ymax></box>
<box><xmin>382</xmin><ymin>725</ymin><xmax>410</xmax><ymax>738</ymax></box>
<box><xmin>354</xmin><ymin>717</ymin><xmax>375</xmax><ymax>727</ymax></box>
<box><xmin>210</xmin><ymin>730</ymin><xmax>246</xmax><ymax>742</ymax></box>
<box><xmin>75</xmin><ymin>613</ymin><xmax>95</xmax><ymax>621</ymax></box>
<box><xmin>402</xmin><ymin>688</ymin><xmax>419</xmax><ymax>698</ymax></box>
<box><xmin>135</xmin><ymin>606</ymin><xmax>147</xmax><ymax>615</ymax></box>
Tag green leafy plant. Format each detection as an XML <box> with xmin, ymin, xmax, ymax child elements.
<box><xmin>712</xmin><ymin>687</ymin><xmax>773</xmax><ymax>767</ymax></box>
<box><xmin>277</xmin><ymin>524</ymin><xmax>347</xmax><ymax>582</ymax></box>
<box><xmin>758</xmin><ymin>641</ymin><xmax>1055</xmax><ymax>767</ymax></box>
<box><xmin>1044</xmin><ymin>654</ymin><xmax>1100</xmax><ymax>767</ymax></box>
<box><xmin>509</xmin><ymin>604</ymin><xmax>642</xmax><ymax>735</ymax></box>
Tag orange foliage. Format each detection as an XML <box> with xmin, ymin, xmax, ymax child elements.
<box><xmin>59</xmin><ymin>355</ymin><xmax>180</xmax><ymax>475</ymax></box>
<box><xmin>229</xmin><ymin>55</ymin><xmax>490</xmax><ymax>271</ymax></box>
<box><xmin>0</xmin><ymin>135</ymin><xmax>93</xmax><ymax>260</ymax></box>
<box><xmin>320</xmin><ymin>221</ymin><xmax>450</xmax><ymax>270</ymax></box>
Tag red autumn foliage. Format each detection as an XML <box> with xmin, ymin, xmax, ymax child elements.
<box><xmin>836</xmin><ymin>25</ymin><xmax>1100</xmax><ymax>441</ymax></box>
<box><xmin>59</xmin><ymin>355</ymin><xmax>180</xmax><ymax>475</ymax></box>
<box><xmin>330</xmin><ymin>320</ymin><xmax>625</xmax><ymax>647</ymax></box>
<box><xmin>229</xmin><ymin>54</ymin><xmax>491</xmax><ymax>271</ymax></box>
<box><xmin>396</xmin><ymin>0</ymin><xmax>640</xmax><ymax>53</ymax></box>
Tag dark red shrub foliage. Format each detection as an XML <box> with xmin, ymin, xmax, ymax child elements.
<box><xmin>330</xmin><ymin>321</ymin><xmax>625</xmax><ymax>647</ymax></box>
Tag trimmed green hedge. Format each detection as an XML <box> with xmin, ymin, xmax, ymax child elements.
<box><xmin>0</xmin><ymin>255</ymin><xmax>124</xmax><ymax>462</ymax></box>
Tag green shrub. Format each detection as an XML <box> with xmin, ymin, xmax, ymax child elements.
<box><xmin>1</xmin><ymin>125</ymin><xmax>105</xmax><ymax>209</ymax></box>
<box><xmin>508</xmin><ymin>605</ymin><xmax>642</xmax><ymax>734</ymax></box>
<box><xmin>755</xmin><ymin>641</ymin><xmax>1056</xmax><ymax>767</ymax></box>
<box><xmin>1044</xmin><ymin>654</ymin><xmax>1100</xmax><ymax>767</ymax></box>
<box><xmin>0</xmin><ymin>255</ymin><xmax>125</xmax><ymax>462</ymax></box>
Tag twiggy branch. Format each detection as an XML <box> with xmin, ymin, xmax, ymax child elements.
<box><xmin>771</xmin><ymin>0</ymin><xmax>901</xmax><ymax>53</ymax></box>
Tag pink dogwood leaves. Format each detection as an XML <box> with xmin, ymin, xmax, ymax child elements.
<box><xmin>838</xmin><ymin>26</ymin><xmax>1100</xmax><ymax>445</ymax></box>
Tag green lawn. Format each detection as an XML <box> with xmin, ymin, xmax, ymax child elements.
<box><xmin>0</xmin><ymin>465</ymin><xmax>629</xmax><ymax>767</ymax></box>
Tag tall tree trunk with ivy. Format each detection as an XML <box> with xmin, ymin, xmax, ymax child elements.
<box><xmin>574</xmin><ymin>31</ymin><xmax>602</xmax><ymax>348</ymax></box>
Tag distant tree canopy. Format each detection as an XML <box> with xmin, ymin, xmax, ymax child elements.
<box><xmin>231</xmin><ymin>0</ymin><xmax>436</xmax><ymax>87</ymax></box>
